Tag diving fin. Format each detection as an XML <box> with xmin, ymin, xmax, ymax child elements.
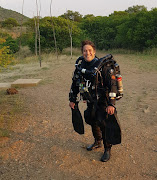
<box><xmin>71</xmin><ymin>104</ymin><xmax>84</xmax><ymax>134</ymax></box>
<box><xmin>105</xmin><ymin>113</ymin><xmax>121</xmax><ymax>145</ymax></box>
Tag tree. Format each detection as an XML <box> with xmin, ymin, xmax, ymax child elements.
<box><xmin>17</xmin><ymin>32</ymin><xmax>33</xmax><ymax>46</ymax></box>
<box><xmin>109</xmin><ymin>11</ymin><xmax>128</xmax><ymax>17</ymax></box>
<box><xmin>80</xmin><ymin>15</ymin><xmax>127</xmax><ymax>50</ymax></box>
<box><xmin>2</xmin><ymin>18</ymin><xmax>19</xmax><ymax>28</ymax></box>
<box><xmin>24</xmin><ymin>18</ymin><xmax>36</xmax><ymax>29</ymax></box>
<box><xmin>36</xmin><ymin>0</ymin><xmax>41</xmax><ymax>67</ymax></box>
<box><xmin>125</xmin><ymin>5</ymin><xmax>147</xmax><ymax>14</ymax></box>
<box><xmin>24</xmin><ymin>7</ymin><xmax>157</xmax><ymax>53</ymax></box>
<box><xmin>83</xmin><ymin>14</ymin><xmax>95</xmax><ymax>19</ymax></box>
<box><xmin>115</xmin><ymin>9</ymin><xmax>157</xmax><ymax>51</ymax></box>
<box><xmin>60</xmin><ymin>10</ymin><xmax>83</xmax><ymax>22</ymax></box>
<box><xmin>65</xmin><ymin>10</ymin><xmax>74</xmax><ymax>59</ymax></box>
<box><xmin>50</xmin><ymin>0</ymin><xmax>58</xmax><ymax>58</ymax></box>
<box><xmin>28</xmin><ymin>17</ymin><xmax>82</xmax><ymax>53</ymax></box>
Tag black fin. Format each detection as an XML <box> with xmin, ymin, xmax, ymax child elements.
<box><xmin>105</xmin><ymin>114</ymin><xmax>121</xmax><ymax>145</ymax></box>
<box><xmin>71</xmin><ymin>104</ymin><xmax>84</xmax><ymax>134</ymax></box>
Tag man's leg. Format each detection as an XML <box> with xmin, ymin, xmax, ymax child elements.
<box><xmin>86</xmin><ymin>122</ymin><xmax>102</xmax><ymax>151</ymax></box>
<box><xmin>100</xmin><ymin>123</ymin><xmax>112</xmax><ymax>162</ymax></box>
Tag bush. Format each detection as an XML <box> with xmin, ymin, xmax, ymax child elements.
<box><xmin>15</xmin><ymin>46</ymin><xmax>33</xmax><ymax>59</ymax></box>
<box><xmin>2</xmin><ymin>18</ymin><xmax>19</xmax><ymax>28</ymax></box>
<box><xmin>0</xmin><ymin>38</ymin><xmax>15</xmax><ymax>67</ymax></box>
<box><xmin>17</xmin><ymin>32</ymin><xmax>33</xmax><ymax>47</ymax></box>
<box><xmin>3</xmin><ymin>37</ymin><xmax>19</xmax><ymax>53</ymax></box>
<box><xmin>0</xmin><ymin>46</ymin><xmax>14</xmax><ymax>67</ymax></box>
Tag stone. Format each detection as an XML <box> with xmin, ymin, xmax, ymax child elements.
<box><xmin>11</xmin><ymin>79</ymin><xmax>42</xmax><ymax>88</ymax></box>
<box><xmin>0</xmin><ymin>83</ymin><xmax>11</xmax><ymax>90</ymax></box>
<box><xmin>6</xmin><ymin>88</ymin><xmax>18</xmax><ymax>95</ymax></box>
<box><xmin>144</xmin><ymin>107</ymin><xmax>150</xmax><ymax>113</ymax></box>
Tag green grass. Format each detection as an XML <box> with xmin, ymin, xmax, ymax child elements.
<box><xmin>63</xmin><ymin>47</ymin><xmax>157</xmax><ymax>72</ymax></box>
<box><xmin>121</xmin><ymin>54</ymin><xmax>157</xmax><ymax>72</ymax></box>
<box><xmin>105</xmin><ymin>48</ymin><xmax>157</xmax><ymax>56</ymax></box>
<box><xmin>62</xmin><ymin>47</ymin><xmax>81</xmax><ymax>56</ymax></box>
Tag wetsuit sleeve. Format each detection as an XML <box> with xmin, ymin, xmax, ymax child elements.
<box><xmin>102</xmin><ymin>65</ymin><xmax>117</xmax><ymax>106</ymax></box>
<box><xmin>69</xmin><ymin>70</ymin><xmax>79</xmax><ymax>103</ymax></box>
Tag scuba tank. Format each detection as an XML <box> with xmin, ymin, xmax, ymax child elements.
<box><xmin>116</xmin><ymin>75</ymin><xmax>123</xmax><ymax>97</ymax></box>
<box><xmin>74</xmin><ymin>54</ymin><xmax>123</xmax><ymax>102</ymax></box>
<box><xmin>114</xmin><ymin>63</ymin><xmax>123</xmax><ymax>100</ymax></box>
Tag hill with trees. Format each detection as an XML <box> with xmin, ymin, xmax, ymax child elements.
<box><xmin>0</xmin><ymin>6</ymin><xmax>29</xmax><ymax>24</ymax></box>
<box><xmin>0</xmin><ymin>5</ymin><xmax>157</xmax><ymax>67</ymax></box>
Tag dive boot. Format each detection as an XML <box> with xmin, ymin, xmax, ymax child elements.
<box><xmin>101</xmin><ymin>148</ymin><xmax>111</xmax><ymax>162</ymax></box>
<box><xmin>86</xmin><ymin>140</ymin><xmax>102</xmax><ymax>151</ymax></box>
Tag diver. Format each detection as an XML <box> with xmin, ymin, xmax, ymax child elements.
<box><xmin>69</xmin><ymin>40</ymin><xmax>122</xmax><ymax>162</ymax></box>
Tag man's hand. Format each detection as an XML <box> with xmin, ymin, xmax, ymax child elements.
<box><xmin>106</xmin><ymin>106</ymin><xmax>115</xmax><ymax>115</ymax></box>
<box><xmin>69</xmin><ymin>102</ymin><xmax>75</xmax><ymax>109</ymax></box>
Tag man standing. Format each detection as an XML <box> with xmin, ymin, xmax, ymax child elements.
<box><xmin>69</xmin><ymin>40</ymin><xmax>122</xmax><ymax>162</ymax></box>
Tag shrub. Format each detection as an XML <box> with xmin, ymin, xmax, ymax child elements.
<box><xmin>0</xmin><ymin>38</ymin><xmax>14</xmax><ymax>67</ymax></box>
<box><xmin>3</xmin><ymin>36</ymin><xmax>19</xmax><ymax>53</ymax></box>
<box><xmin>2</xmin><ymin>18</ymin><xmax>19</xmax><ymax>28</ymax></box>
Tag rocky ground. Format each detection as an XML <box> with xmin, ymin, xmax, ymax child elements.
<box><xmin>0</xmin><ymin>54</ymin><xmax>157</xmax><ymax>180</ymax></box>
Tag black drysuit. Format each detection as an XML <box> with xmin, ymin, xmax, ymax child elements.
<box><xmin>69</xmin><ymin>57</ymin><xmax>121</xmax><ymax>147</ymax></box>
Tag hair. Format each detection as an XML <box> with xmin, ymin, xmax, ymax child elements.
<box><xmin>81</xmin><ymin>40</ymin><xmax>96</xmax><ymax>53</ymax></box>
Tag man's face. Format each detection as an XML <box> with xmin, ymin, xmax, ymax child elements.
<box><xmin>83</xmin><ymin>45</ymin><xmax>96</xmax><ymax>62</ymax></box>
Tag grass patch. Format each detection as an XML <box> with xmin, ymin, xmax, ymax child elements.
<box><xmin>41</xmin><ymin>67</ymin><xmax>49</xmax><ymax>70</ymax></box>
<box><xmin>97</xmin><ymin>52</ymin><xmax>157</xmax><ymax>72</ymax></box>
<box><xmin>103</xmin><ymin>48</ymin><xmax>157</xmax><ymax>72</ymax></box>
<box><xmin>105</xmin><ymin>48</ymin><xmax>157</xmax><ymax>56</ymax></box>
<box><xmin>105</xmin><ymin>48</ymin><xmax>135</xmax><ymax>55</ymax></box>
<box><xmin>122</xmin><ymin>54</ymin><xmax>157</xmax><ymax>72</ymax></box>
<box><xmin>0</xmin><ymin>128</ymin><xmax>10</xmax><ymax>137</ymax></box>
<box><xmin>62</xmin><ymin>47</ymin><xmax>81</xmax><ymax>56</ymax></box>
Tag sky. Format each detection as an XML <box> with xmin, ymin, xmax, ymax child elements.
<box><xmin>0</xmin><ymin>0</ymin><xmax>157</xmax><ymax>18</ymax></box>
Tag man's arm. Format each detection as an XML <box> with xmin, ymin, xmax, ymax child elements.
<box><xmin>103</xmin><ymin>65</ymin><xmax>117</xmax><ymax>114</ymax></box>
<box><xmin>69</xmin><ymin>70</ymin><xmax>80</xmax><ymax>106</ymax></box>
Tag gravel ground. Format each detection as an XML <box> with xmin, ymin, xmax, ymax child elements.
<box><xmin>0</xmin><ymin>54</ymin><xmax>157</xmax><ymax>180</ymax></box>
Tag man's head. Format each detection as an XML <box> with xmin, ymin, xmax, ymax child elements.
<box><xmin>81</xmin><ymin>40</ymin><xmax>96</xmax><ymax>62</ymax></box>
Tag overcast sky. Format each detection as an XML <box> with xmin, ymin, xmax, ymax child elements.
<box><xmin>0</xmin><ymin>0</ymin><xmax>157</xmax><ymax>18</ymax></box>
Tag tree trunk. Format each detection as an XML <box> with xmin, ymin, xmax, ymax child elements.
<box><xmin>66</xmin><ymin>11</ymin><xmax>73</xmax><ymax>59</ymax></box>
<box><xmin>19</xmin><ymin>0</ymin><xmax>24</xmax><ymax>50</ymax></box>
<box><xmin>50</xmin><ymin>0</ymin><xmax>58</xmax><ymax>59</ymax></box>
<box><xmin>34</xmin><ymin>16</ymin><xmax>37</xmax><ymax>56</ymax></box>
<box><xmin>36</xmin><ymin>0</ymin><xmax>41</xmax><ymax>67</ymax></box>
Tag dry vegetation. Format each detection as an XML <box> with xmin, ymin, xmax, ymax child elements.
<box><xmin>0</xmin><ymin>51</ymin><xmax>157</xmax><ymax>180</ymax></box>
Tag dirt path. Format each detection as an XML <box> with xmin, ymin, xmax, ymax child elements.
<box><xmin>0</xmin><ymin>55</ymin><xmax>157</xmax><ymax>180</ymax></box>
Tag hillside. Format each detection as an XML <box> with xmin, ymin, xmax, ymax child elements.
<box><xmin>0</xmin><ymin>6</ymin><xmax>29</xmax><ymax>23</ymax></box>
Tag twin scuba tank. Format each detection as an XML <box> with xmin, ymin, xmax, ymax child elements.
<box><xmin>113</xmin><ymin>63</ymin><xmax>123</xmax><ymax>100</ymax></box>
<box><xmin>75</xmin><ymin>54</ymin><xmax>123</xmax><ymax>101</ymax></box>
